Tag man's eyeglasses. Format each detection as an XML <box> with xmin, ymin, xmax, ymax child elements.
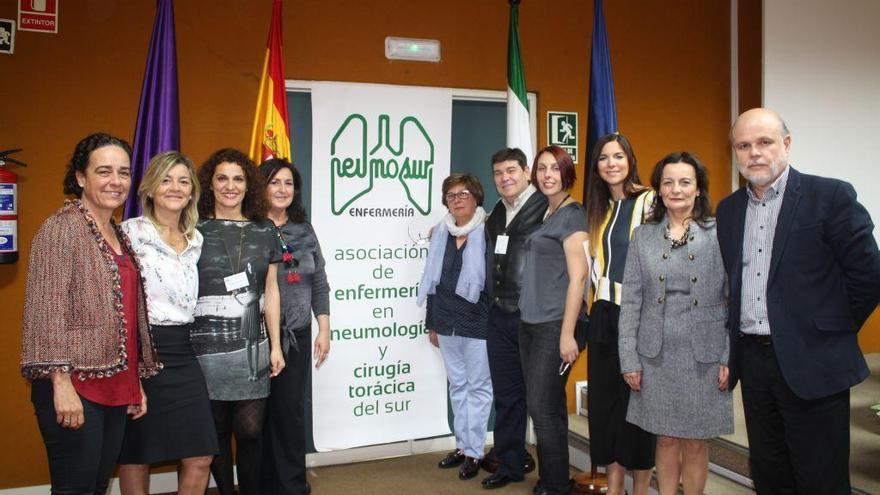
<box><xmin>444</xmin><ymin>190</ymin><xmax>472</xmax><ymax>202</ymax></box>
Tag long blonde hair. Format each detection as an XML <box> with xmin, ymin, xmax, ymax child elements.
<box><xmin>139</xmin><ymin>151</ymin><xmax>200</xmax><ymax>237</ymax></box>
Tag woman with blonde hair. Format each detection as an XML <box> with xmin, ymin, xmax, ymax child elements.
<box><xmin>117</xmin><ymin>151</ymin><xmax>218</xmax><ymax>495</ymax></box>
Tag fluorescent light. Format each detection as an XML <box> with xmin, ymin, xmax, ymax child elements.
<box><xmin>385</xmin><ymin>37</ymin><xmax>441</xmax><ymax>62</ymax></box>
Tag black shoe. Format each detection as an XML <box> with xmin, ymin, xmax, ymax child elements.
<box><xmin>523</xmin><ymin>451</ymin><xmax>536</xmax><ymax>474</ymax></box>
<box><xmin>479</xmin><ymin>447</ymin><xmax>500</xmax><ymax>473</ymax></box>
<box><xmin>532</xmin><ymin>479</ymin><xmax>574</xmax><ymax>495</ymax></box>
<box><xmin>438</xmin><ymin>449</ymin><xmax>465</xmax><ymax>469</ymax></box>
<box><xmin>482</xmin><ymin>472</ymin><xmax>523</xmax><ymax>489</ymax></box>
<box><xmin>459</xmin><ymin>457</ymin><xmax>481</xmax><ymax>480</ymax></box>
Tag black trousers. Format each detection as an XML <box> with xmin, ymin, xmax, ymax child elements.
<box><xmin>261</xmin><ymin>325</ymin><xmax>312</xmax><ymax>495</ymax></box>
<box><xmin>31</xmin><ymin>379</ymin><xmax>127</xmax><ymax>495</ymax></box>
<box><xmin>520</xmin><ymin>320</ymin><xmax>573</xmax><ymax>495</ymax></box>
<box><xmin>487</xmin><ymin>306</ymin><xmax>529</xmax><ymax>479</ymax></box>
<box><xmin>739</xmin><ymin>336</ymin><xmax>851</xmax><ymax>495</ymax></box>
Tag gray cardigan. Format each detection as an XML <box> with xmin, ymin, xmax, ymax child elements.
<box><xmin>618</xmin><ymin>218</ymin><xmax>729</xmax><ymax>373</ymax></box>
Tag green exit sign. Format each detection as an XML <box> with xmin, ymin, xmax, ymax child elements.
<box><xmin>547</xmin><ymin>111</ymin><xmax>578</xmax><ymax>163</ymax></box>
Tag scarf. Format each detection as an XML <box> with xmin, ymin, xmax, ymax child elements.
<box><xmin>417</xmin><ymin>207</ymin><xmax>486</xmax><ymax>305</ymax></box>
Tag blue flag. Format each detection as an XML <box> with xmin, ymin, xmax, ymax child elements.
<box><xmin>584</xmin><ymin>0</ymin><xmax>617</xmax><ymax>197</ymax></box>
<box><xmin>124</xmin><ymin>0</ymin><xmax>180</xmax><ymax>219</ymax></box>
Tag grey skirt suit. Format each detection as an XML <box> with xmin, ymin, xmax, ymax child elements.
<box><xmin>618</xmin><ymin>219</ymin><xmax>733</xmax><ymax>439</ymax></box>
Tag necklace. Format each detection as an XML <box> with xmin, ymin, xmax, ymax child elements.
<box><xmin>274</xmin><ymin>226</ymin><xmax>301</xmax><ymax>284</ymax></box>
<box><xmin>543</xmin><ymin>194</ymin><xmax>571</xmax><ymax>221</ymax></box>
<box><xmin>222</xmin><ymin>223</ymin><xmax>246</xmax><ymax>274</ymax></box>
<box><xmin>664</xmin><ymin>221</ymin><xmax>691</xmax><ymax>249</ymax></box>
<box><xmin>151</xmin><ymin>219</ymin><xmax>187</xmax><ymax>254</ymax></box>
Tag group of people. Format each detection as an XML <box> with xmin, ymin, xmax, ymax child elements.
<box><xmin>420</xmin><ymin>107</ymin><xmax>880</xmax><ymax>495</ymax></box>
<box><xmin>21</xmin><ymin>136</ymin><xmax>328</xmax><ymax>495</ymax></box>
<box><xmin>19</xmin><ymin>106</ymin><xmax>880</xmax><ymax>495</ymax></box>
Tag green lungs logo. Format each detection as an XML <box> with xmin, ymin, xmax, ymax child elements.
<box><xmin>330</xmin><ymin>114</ymin><xmax>434</xmax><ymax>215</ymax></box>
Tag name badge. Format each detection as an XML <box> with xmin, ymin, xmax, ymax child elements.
<box><xmin>495</xmin><ymin>235</ymin><xmax>510</xmax><ymax>255</ymax></box>
<box><xmin>224</xmin><ymin>271</ymin><xmax>250</xmax><ymax>292</ymax></box>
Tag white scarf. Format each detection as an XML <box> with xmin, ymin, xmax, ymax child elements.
<box><xmin>444</xmin><ymin>207</ymin><xmax>486</xmax><ymax>237</ymax></box>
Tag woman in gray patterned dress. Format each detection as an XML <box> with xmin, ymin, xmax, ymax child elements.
<box><xmin>618</xmin><ymin>152</ymin><xmax>733</xmax><ymax>495</ymax></box>
<box><xmin>194</xmin><ymin>148</ymin><xmax>285</xmax><ymax>495</ymax></box>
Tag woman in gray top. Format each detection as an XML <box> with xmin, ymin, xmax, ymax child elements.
<box><xmin>618</xmin><ymin>152</ymin><xmax>733</xmax><ymax>495</ymax></box>
<box><xmin>518</xmin><ymin>146</ymin><xmax>589</xmax><ymax>495</ymax></box>
<box><xmin>258</xmin><ymin>159</ymin><xmax>330</xmax><ymax>495</ymax></box>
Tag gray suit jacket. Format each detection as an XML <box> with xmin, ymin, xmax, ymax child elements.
<box><xmin>618</xmin><ymin>218</ymin><xmax>729</xmax><ymax>373</ymax></box>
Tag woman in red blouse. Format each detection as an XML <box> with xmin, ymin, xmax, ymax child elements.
<box><xmin>21</xmin><ymin>133</ymin><xmax>161</xmax><ymax>494</ymax></box>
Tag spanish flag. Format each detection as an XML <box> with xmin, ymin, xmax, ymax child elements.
<box><xmin>249</xmin><ymin>0</ymin><xmax>291</xmax><ymax>163</ymax></box>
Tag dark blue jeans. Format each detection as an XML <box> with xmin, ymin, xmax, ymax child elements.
<box><xmin>31</xmin><ymin>379</ymin><xmax>127</xmax><ymax>495</ymax></box>
<box><xmin>519</xmin><ymin>320</ymin><xmax>572</xmax><ymax>494</ymax></box>
<box><xmin>487</xmin><ymin>306</ymin><xmax>528</xmax><ymax>479</ymax></box>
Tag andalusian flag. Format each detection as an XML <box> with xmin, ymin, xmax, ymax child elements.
<box><xmin>506</xmin><ymin>0</ymin><xmax>533</xmax><ymax>160</ymax></box>
<box><xmin>249</xmin><ymin>0</ymin><xmax>291</xmax><ymax>163</ymax></box>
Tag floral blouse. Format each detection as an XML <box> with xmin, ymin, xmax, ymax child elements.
<box><xmin>121</xmin><ymin>216</ymin><xmax>203</xmax><ymax>326</ymax></box>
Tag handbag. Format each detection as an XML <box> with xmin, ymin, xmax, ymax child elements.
<box><xmin>575</xmin><ymin>316</ymin><xmax>589</xmax><ymax>352</ymax></box>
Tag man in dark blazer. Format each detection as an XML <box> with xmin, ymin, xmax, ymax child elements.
<box><xmin>479</xmin><ymin>148</ymin><xmax>545</xmax><ymax>489</ymax></box>
<box><xmin>716</xmin><ymin>108</ymin><xmax>880</xmax><ymax>495</ymax></box>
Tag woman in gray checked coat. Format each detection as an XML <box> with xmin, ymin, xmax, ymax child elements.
<box><xmin>618</xmin><ymin>152</ymin><xmax>733</xmax><ymax>495</ymax></box>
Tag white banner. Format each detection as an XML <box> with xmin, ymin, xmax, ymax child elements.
<box><xmin>310</xmin><ymin>81</ymin><xmax>452</xmax><ymax>450</ymax></box>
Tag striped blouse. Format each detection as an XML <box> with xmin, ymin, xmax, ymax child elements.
<box><xmin>590</xmin><ymin>189</ymin><xmax>655</xmax><ymax>305</ymax></box>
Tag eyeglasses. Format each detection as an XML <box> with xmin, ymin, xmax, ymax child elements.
<box><xmin>444</xmin><ymin>190</ymin><xmax>472</xmax><ymax>202</ymax></box>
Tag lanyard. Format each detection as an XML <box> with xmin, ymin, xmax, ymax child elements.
<box><xmin>543</xmin><ymin>194</ymin><xmax>571</xmax><ymax>221</ymax></box>
<box><xmin>222</xmin><ymin>223</ymin><xmax>246</xmax><ymax>274</ymax></box>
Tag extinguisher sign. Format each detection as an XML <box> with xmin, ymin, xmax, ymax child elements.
<box><xmin>0</xmin><ymin>221</ymin><xmax>15</xmax><ymax>253</ymax></box>
<box><xmin>0</xmin><ymin>183</ymin><xmax>16</xmax><ymax>214</ymax></box>
<box><xmin>18</xmin><ymin>0</ymin><xmax>58</xmax><ymax>34</ymax></box>
<box><xmin>0</xmin><ymin>183</ymin><xmax>15</xmax><ymax>252</ymax></box>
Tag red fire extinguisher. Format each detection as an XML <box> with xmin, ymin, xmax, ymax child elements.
<box><xmin>0</xmin><ymin>149</ymin><xmax>26</xmax><ymax>264</ymax></box>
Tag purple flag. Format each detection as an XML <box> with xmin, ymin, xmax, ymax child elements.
<box><xmin>124</xmin><ymin>0</ymin><xmax>180</xmax><ymax>219</ymax></box>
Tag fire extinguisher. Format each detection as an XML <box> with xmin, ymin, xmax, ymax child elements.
<box><xmin>0</xmin><ymin>149</ymin><xmax>27</xmax><ymax>264</ymax></box>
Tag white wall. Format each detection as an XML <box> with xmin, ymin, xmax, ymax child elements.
<box><xmin>763</xmin><ymin>0</ymin><xmax>880</xmax><ymax>226</ymax></box>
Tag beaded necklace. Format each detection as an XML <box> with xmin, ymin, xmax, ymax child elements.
<box><xmin>274</xmin><ymin>226</ymin><xmax>301</xmax><ymax>284</ymax></box>
<box><xmin>664</xmin><ymin>221</ymin><xmax>691</xmax><ymax>249</ymax></box>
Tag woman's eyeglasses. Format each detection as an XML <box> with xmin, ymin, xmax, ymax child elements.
<box><xmin>444</xmin><ymin>190</ymin><xmax>472</xmax><ymax>202</ymax></box>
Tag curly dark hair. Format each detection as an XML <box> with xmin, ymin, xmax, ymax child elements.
<box><xmin>259</xmin><ymin>158</ymin><xmax>307</xmax><ymax>223</ymax></box>
<box><xmin>197</xmin><ymin>148</ymin><xmax>267</xmax><ymax>221</ymax></box>
<box><xmin>646</xmin><ymin>151</ymin><xmax>713</xmax><ymax>226</ymax></box>
<box><xmin>62</xmin><ymin>133</ymin><xmax>133</xmax><ymax>198</ymax></box>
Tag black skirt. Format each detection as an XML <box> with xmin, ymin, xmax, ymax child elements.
<box><xmin>586</xmin><ymin>300</ymin><xmax>656</xmax><ymax>469</ymax></box>
<box><xmin>119</xmin><ymin>324</ymin><xmax>219</xmax><ymax>464</ymax></box>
